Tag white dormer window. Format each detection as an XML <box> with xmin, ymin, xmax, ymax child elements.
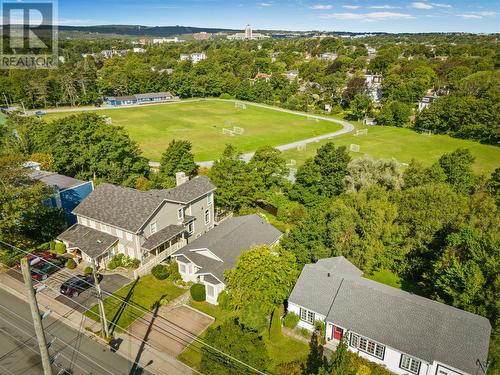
<box><xmin>207</xmin><ymin>192</ymin><xmax>213</xmax><ymax>206</ymax></box>
<box><xmin>100</xmin><ymin>223</ymin><xmax>111</xmax><ymax>234</ymax></box>
<box><xmin>177</xmin><ymin>208</ymin><xmax>184</xmax><ymax>220</ymax></box>
<box><xmin>81</xmin><ymin>217</ymin><xmax>88</xmax><ymax>226</ymax></box>
<box><xmin>150</xmin><ymin>222</ymin><xmax>157</xmax><ymax>234</ymax></box>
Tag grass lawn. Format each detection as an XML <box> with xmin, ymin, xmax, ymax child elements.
<box><xmin>85</xmin><ymin>274</ymin><xmax>185</xmax><ymax>331</ymax></box>
<box><xmin>281</xmin><ymin>124</ymin><xmax>500</xmax><ymax>175</ymax></box>
<box><xmin>44</xmin><ymin>100</ymin><xmax>342</xmax><ymax>162</ymax></box>
<box><xmin>178</xmin><ymin>301</ymin><xmax>309</xmax><ymax>373</ymax></box>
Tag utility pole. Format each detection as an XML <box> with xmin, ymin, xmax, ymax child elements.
<box><xmin>91</xmin><ymin>259</ymin><xmax>110</xmax><ymax>338</ymax></box>
<box><xmin>20</xmin><ymin>259</ymin><xmax>54</xmax><ymax>375</ymax></box>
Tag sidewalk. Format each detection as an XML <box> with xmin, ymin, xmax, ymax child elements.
<box><xmin>0</xmin><ymin>272</ymin><xmax>193</xmax><ymax>375</ymax></box>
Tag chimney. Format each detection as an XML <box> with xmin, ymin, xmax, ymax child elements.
<box><xmin>176</xmin><ymin>172</ymin><xmax>189</xmax><ymax>186</ymax></box>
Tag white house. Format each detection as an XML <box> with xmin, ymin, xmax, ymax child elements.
<box><xmin>190</xmin><ymin>53</ymin><xmax>207</xmax><ymax>64</ymax></box>
<box><xmin>133</xmin><ymin>47</ymin><xmax>146</xmax><ymax>53</ymax></box>
<box><xmin>172</xmin><ymin>215</ymin><xmax>282</xmax><ymax>304</ymax></box>
<box><xmin>288</xmin><ymin>257</ymin><xmax>491</xmax><ymax>375</ymax></box>
<box><xmin>365</xmin><ymin>74</ymin><xmax>383</xmax><ymax>102</ymax></box>
<box><xmin>418</xmin><ymin>95</ymin><xmax>438</xmax><ymax>111</ymax></box>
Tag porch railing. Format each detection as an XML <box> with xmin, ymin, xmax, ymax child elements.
<box><xmin>133</xmin><ymin>238</ymin><xmax>187</xmax><ymax>279</ymax></box>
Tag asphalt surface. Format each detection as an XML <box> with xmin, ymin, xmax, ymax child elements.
<box><xmin>0</xmin><ymin>288</ymin><xmax>153</xmax><ymax>375</ymax></box>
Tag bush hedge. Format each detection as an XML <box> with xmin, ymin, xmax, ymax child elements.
<box><xmin>190</xmin><ymin>283</ymin><xmax>206</xmax><ymax>301</ymax></box>
<box><xmin>66</xmin><ymin>259</ymin><xmax>77</xmax><ymax>269</ymax></box>
<box><xmin>83</xmin><ymin>266</ymin><xmax>93</xmax><ymax>275</ymax></box>
<box><xmin>107</xmin><ymin>254</ymin><xmax>140</xmax><ymax>270</ymax></box>
<box><xmin>269</xmin><ymin>307</ymin><xmax>282</xmax><ymax>341</ymax></box>
<box><xmin>49</xmin><ymin>241</ymin><xmax>56</xmax><ymax>250</ymax></box>
<box><xmin>151</xmin><ymin>264</ymin><xmax>169</xmax><ymax>280</ymax></box>
<box><xmin>283</xmin><ymin>312</ymin><xmax>300</xmax><ymax>329</ymax></box>
<box><xmin>54</xmin><ymin>242</ymin><xmax>66</xmax><ymax>255</ymax></box>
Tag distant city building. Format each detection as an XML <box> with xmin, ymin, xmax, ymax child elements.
<box><xmin>194</xmin><ymin>32</ymin><xmax>211</xmax><ymax>40</ymax></box>
<box><xmin>286</xmin><ymin>70</ymin><xmax>299</xmax><ymax>81</ymax></box>
<box><xmin>320</xmin><ymin>52</ymin><xmax>338</xmax><ymax>61</ymax></box>
<box><xmin>152</xmin><ymin>37</ymin><xmax>181</xmax><ymax>44</ymax></box>
<box><xmin>227</xmin><ymin>24</ymin><xmax>269</xmax><ymax>40</ymax></box>
<box><xmin>365</xmin><ymin>74</ymin><xmax>383</xmax><ymax>102</ymax></box>
<box><xmin>133</xmin><ymin>47</ymin><xmax>146</xmax><ymax>53</ymax></box>
<box><xmin>179</xmin><ymin>52</ymin><xmax>207</xmax><ymax>64</ymax></box>
<box><xmin>254</xmin><ymin>72</ymin><xmax>271</xmax><ymax>82</ymax></box>
<box><xmin>271</xmin><ymin>52</ymin><xmax>280</xmax><ymax>63</ymax></box>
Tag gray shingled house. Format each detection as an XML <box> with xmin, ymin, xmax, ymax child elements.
<box><xmin>57</xmin><ymin>174</ymin><xmax>215</xmax><ymax>275</ymax></box>
<box><xmin>288</xmin><ymin>257</ymin><xmax>491</xmax><ymax>375</ymax></box>
<box><xmin>172</xmin><ymin>214</ymin><xmax>282</xmax><ymax>304</ymax></box>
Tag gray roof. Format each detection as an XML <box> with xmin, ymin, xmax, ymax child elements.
<box><xmin>173</xmin><ymin>214</ymin><xmax>282</xmax><ymax>283</ymax></box>
<box><xmin>107</xmin><ymin>95</ymin><xmax>137</xmax><ymax>101</ymax></box>
<box><xmin>289</xmin><ymin>257</ymin><xmax>491</xmax><ymax>374</ymax></box>
<box><xmin>73</xmin><ymin>176</ymin><xmax>215</xmax><ymax>233</ymax></box>
<box><xmin>57</xmin><ymin>224</ymin><xmax>118</xmax><ymax>259</ymax></box>
<box><xmin>135</xmin><ymin>92</ymin><xmax>173</xmax><ymax>99</ymax></box>
<box><xmin>29</xmin><ymin>170</ymin><xmax>87</xmax><ymax>191</ymax></box>
<box><xmin>142</xmin><ymin>225</ymin><xmax>185</xmax><ymax>251</ymax></box>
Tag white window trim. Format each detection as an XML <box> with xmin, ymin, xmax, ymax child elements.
<box><xmin>150</xmin><ymin>222</ymin><xmax>157</xmax><ymax>234</ymax></box>
<box><xmin>188</xmin><ymin>221</ymin><xmax>194</xmax><ymax>234</ymax></box>
<box><xmin>207</xmin><ymin>192</ymin><xmax>213</xmax><ymax>206</ymax></box>
<box><xmin>116</xmin><ymin>229</ymin><xmax>123</xmax><ymax>239</ymax></box>
<box><xmin>299</xmin><ymin>307</ymin><xmax>315</xmax><ymax>324</ymax></box>
<box><xmin>349</xmin><ymin>333</ymin><xmax>385</xmax><ymax>360</ymax></box>
<box><xmin>206</xmin><ymin>284</ymin><xmax>215</xmax><ymax>297</ymax></box>
<box><xmin>400</xmin><ymin>354</ymin><xmax>421</xmax><ymax>374</ymax></box>
<box><xmin>204</xmin><ymin>209</ymin><xmax>211</xmax><ymax>225</ymax></box>
<box><xmin>101</xmin><ymin>223</ymin><xmax>111</xmax><ymax>234</ymax></box>
<box><xmin>179</xmin><ymin>263</ymin><xmax>187</xmax><ymax>273</ymax></box>
<box><xmin>126</xmin><ymin>232</ymin><xmax>133</xmax><ymax>241</ymax></box>
<box><xmin>177</xmin><ymin>208</ymin><xmax>184</xmax><ymax>220</ymax></box>
<box><xmin>81</xmin><ymin>217</ymin><xmax>88</xmax><ymax>226</ymax></box>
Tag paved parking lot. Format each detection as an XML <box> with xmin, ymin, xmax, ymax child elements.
<box><xmin>6</xmin><ymin>266</ymin><xmax>130</xmax><ymax>312</ymax></box>
<box><xmin>129</xmin><ymin>305</ymin><xmax>214</xmax><ymax>356</ymax></box>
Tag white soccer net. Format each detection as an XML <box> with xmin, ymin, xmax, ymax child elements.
<box><xmin>222</xmin><ymin>128</ymin><xmax>235</xmax><ymax>136</ymax></box>
<box><xmin>235</xmin><ymin>102</ymin><xmax>247</xmax><ymax>109</ymax></box>
<box><xmin>349</xmin><ymin>144</ymin><xmax>360</xmax><ymax>152</ymax></box>
<box><xmin>233</xmin><ymin>126</ymin><xmax>245</xmax><ymax>135</ymax></box>
<box><xmin>355</xmin><ymin>129</ymin><xmax>368</xmax><ymax>136</ymax></box>
<box><xmin>297</xmin><ymin>143</ymin><xmax>307</xmax><ymax>151</ymax></box>
<box><xmin>287</xmin><ymin>159</ymin><xmax>296</xmax><ymax>166</ymax></box>
<box><xmin>307</xmin><ymin>116</ymin><xmax>319</xmax><ymax>122</ymax></box>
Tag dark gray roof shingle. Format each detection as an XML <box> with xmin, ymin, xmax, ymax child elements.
<box><xmin>57</xmin><ymin>224</ymin><xmax>118</xmax><ymax>259</ymax></box>
<box><xmin>142</xmin><ymin>225</ymin><xmax>185</xmax><ymax>251</ymax></box>
<box><xmin>72</xmin><ymin>176</ymin><xmax>215</xmax><ymax>233</ymax></box>
<box><xmin>289</xmin><ymin>257</ymin><xmax>491</xmax><ymax>374</ymax></box>
<box><xmin>29</xmin><ymin>170</ymin><xmax>87</xmax><ymax>191</ymax></box>
<box><xmin>173</xmin><ymin>214</ymin><xmax>282</xmax><ymax>283</ymax></box>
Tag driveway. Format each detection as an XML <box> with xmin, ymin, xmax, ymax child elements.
<box><xmin>129</xmin><ymin>305</ymin><xmax>214</xmax><ymax>357</ymax></box>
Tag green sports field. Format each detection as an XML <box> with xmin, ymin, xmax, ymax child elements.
<box><xmin>45</xmin><ymin>100</ymin><xmax>342</xmax><ymax>161</ymax></box>
<box><xmin>281</xmin><ymin>124</ymin><xmax>499</xmax><ymax>175</ymax></box>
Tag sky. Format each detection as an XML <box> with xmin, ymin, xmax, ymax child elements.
<box><xmin>55</xmin><ymin>0</ymin><xmax>500</xmax><ymax>33</ymax></box>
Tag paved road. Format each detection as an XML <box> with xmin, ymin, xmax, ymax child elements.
<box><xmin>0</xmin><ymin>288</ymin><xmax>153</xmax><ymax>375</ymax></box>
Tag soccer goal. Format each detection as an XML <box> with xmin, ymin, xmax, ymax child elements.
<box><xmin>297</xmin><ymin>143</ymin><xmax>307</xmax><ymax>152</ymax></box>
<box><xmin>235</xmin><ymin>102</ymin><xmax>247</xmax><ymax>110</ymax></box>
<box><xmin>349</xmin><ymin>144</ymin><xmax>360</xmax><ymax>152</ymax></box>
<box><xmin>354</xmin><ymin>129</ymin><xmax>368</xmax><ymax>136</ymax></box>
<box><xmin>222</xmin><ymin>128</ymin><xmax>235</xmax><ymax>136</ymax></box>
<box><xmin>421</xmin><ymin>129</ymin><xmax>432</xmax><ymax>136</ymax></box>
<box><xmin>287</xmin><ymin>159</ymin><xmax>296</xmax><ymax>166</ymax></box>
<box><xmin>307</xmin><ymin>116</ymin><xmax>319</xmax><ymax>122</ymax></box>
<box><xmin>233</xmin><ymin>126</ymin><xmax>245</xmax><ymax>135</ymax></box>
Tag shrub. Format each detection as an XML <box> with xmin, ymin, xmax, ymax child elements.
<box><xmin>240</xmin><ymin>302</ymin><xmax>268</xmax><ymax>332</ymax></box>
<box><xmin>54</xmin><ymin>242</ymin><xmax>66</xmax><ymax>255</ymax></box>
<box><xmin>217</xmin><ymin>290</ymin><xmax>231</xmax><ymax>310</ymax></box>
<box><xmin>277</xmin><ymin>361</ymin><xmax>303</xmax><ymax>375</ymax></box>
<box><xmin>151</xmin><ymin>264</ymin><xmax>169</xmax><ymax>280</ymax></box>
<box><xmin>107</xmin><ymin>254</ymin><xmax>139</xmax><ymax>269</ymax></box>
<box><xmin>283</xmin><ymin>311</ymin><xmax>300</xmax><ymax>329</ymax></box>
<box><xmin>190</xmin><ymin>283</ymin><xmax>206</xmax><ymax>301</ymax></box>
<box><xmin>300</xmin><ymin>328</ymin><xmax>310</xmax><ymax>338</ymax></box>
<box><xmin>219</xmin><ymin>93</ymin><xmax>235</xmax><ymax>100</ymax></box>
<box><xmin>107</xmin><ymin>260</ymin><xmax>118</xmax><ymax>270</ymax></box>
<box><xmin>167</xmin><ymin>261</ymin><xmax>181</xmax><ymax>281</ymax></box>
<box><xmin>66</xmin><ymin>259</ymin><xmax>77</xmax><ymax>269</ymax></box>
<box><xmin>37</xmin><ymin>243</ymin><xmax>50</xmax><ymax>251</ymax></box>
<box><xmin>83</xmin><ymin>266</ymin><xmax>93</xmax><ymax>275</ymax></box>
<box><xmin>269</xmin><ymin>307</ymin><xmax>282</xmax><ymax>341</ymax></box>
<box><xmin>49</xmin><ymin>241</ymin><xmax>56</xmax><ymax>250</ymax></box>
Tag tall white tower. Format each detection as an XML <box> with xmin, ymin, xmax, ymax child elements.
<box><xmin>245</xmin><ymin>24</ymin><xmax>253</xmax><ymax>40</ymax></box>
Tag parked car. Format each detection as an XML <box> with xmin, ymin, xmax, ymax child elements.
<box><xmin>60</xmin><ymin>275</ymin><xmax>95</xmax><ymax>298</ymax></box>
<box><xmin>35</xmin><ymin>111</ymin><xmax>46</xmax><ymax>116</ymax></box>
<box><xmin>16</xmin><ymin>251</ymin><xmax>56</xmax><ymax>269</ymax></box>
<box><xmin>31</xmin><ymin>258</ymin><xmax>65</xmax><ymax>281</ymax></box>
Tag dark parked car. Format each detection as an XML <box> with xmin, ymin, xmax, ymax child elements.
<box><xmin>31</xmin><ymin>258</ymin><xmax>65</xmax><ymax>281</ymax></box>
<box><xmin>60</xmin><ymin>275</ymin><xmax>95</xmax><ymax>298</ymax></box>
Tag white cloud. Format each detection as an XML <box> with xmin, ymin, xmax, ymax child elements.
<box><xmin>410</xmin><ymin>2</ymin><xmax>433</xmax><ymax>9</ymax></box>
<box><xmin>310</xmin><ymin>4</ymin><xmax>333</xmax><ymax>10</ymax></box>
<box><xmin>320</xmin><ymin>12</ymin><xmax>413</xmax><ymax>20</ymax></box>
<box><xmin>431</xmin><ymin>3</ymin><xmax>452</xmax><ymax>8</ymax></box>
<box><xmin>458</xmin><ymin>14</ymin><xmax>482</xmax><ymax>19</ymax></box>
<box><xmin>343</xmin><ymin>5</ymin><xmax>361</xmax><ymax>9</ymax></box>
<box><xmin>457</xmin><ymin>11</ymin><xmax>496</xmax><ymax>19</ymax></box>
<box><xmin>258</xmin><ymin>2</ymin><xmax>273</xmax><ymax>7</ymax></box>
<box><xmin>368</xmin><ymin>5</ymin><xmax>397</xmax><ymax>9</ymax></box>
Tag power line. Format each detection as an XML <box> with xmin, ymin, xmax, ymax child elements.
<box><xmin>0</xmin><ymin>240</ymin><xmax>267</xmax><ymax>375</ymax></box>
<box><xmin>4</xmin><ymin>264</ymin><xmax>206</xmax><ymax>375</ymax></box>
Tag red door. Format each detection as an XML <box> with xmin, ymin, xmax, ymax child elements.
<box><xmin>333</xmin><ymin>326</ymin><xmax>343</xmax><ymax>340</ymax></box>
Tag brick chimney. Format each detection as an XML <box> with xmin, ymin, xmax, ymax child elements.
<box><xmin>176</xmin><ymin>172</ymin><xmax>189</xmax><ymax>186</ymax></box>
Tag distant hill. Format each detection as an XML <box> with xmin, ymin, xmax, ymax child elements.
<box><xmin>57</xmin><ymin>25</ymin><xmax>240</xmax><ymax>37</ymax></box>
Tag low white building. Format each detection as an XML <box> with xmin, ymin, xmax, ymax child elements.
<box><xmin>133</xmin><ymin>47</ymin><xmax>146</xmax><ymax>53</ymax></box>
<box><xmin>179</xmin><ymin>53</ymin><xmax>207</xmax><ymax>64</ymax></box>
<box><xmin>418</xmin><ymin>95</ymin><xmax>438</xmax><ymax>111</ymax></box>
<box><xmin>153</xmin><ymin>37</ymin><xmax>180</xmax><ymax>44</ymax></box>
<box><xmin>320</xmin><ymin>52</ymin><xmax>338</xmax><ymax>61</ymax></box>
<box><xmin>365</xmin><ymin>74</ymin><xmax>383</xmax><ymax>102</ymax></box>
<box><xmin>172</xmin><ymin>215</ymin><xmax>281</xmax><ymax>305</ymax></box>
<box><xmin>288</xmin><ymin>257</ymin><xmax>491</xmax><ymax>375</ymax></box>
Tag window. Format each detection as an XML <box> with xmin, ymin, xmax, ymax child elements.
<box><xmin>118</xmin><ymin>244</ymin><xmax>125</xmax><ymax>253</ymax></box>
<box><xmin>207</xmin><ymin>192</ymin><xmax>213</xmax><ymax>206</ymax></box>
<box><xmin>299</xmin><ymin>308</ymin><xmax>315</xmax><ymax>324</ymax></box>
<box><xmin>100</xmin><ymin>223</ymin><xmax>111</xmax><ymax>233</ymax></box>
<box><xmin>350</xmin><ymin>333</ymin><xmax>385</xmax><ymax>360</ymax></box>
<box><xmin>179</xmin><ymin>263</ymin><xmax>186</xmax><ymax>273</ymax></box>
<box><xmin>81</xmin><ymin>217</ymin><xmax>88</xmax><ymax>226</ymax></box>
<box><xmin>204</xmin><ymin>209</ymin><xmax>211</xmax><ymax>225</ymax></box>
<box><xmin>206</xmin><ymin>284</ymin><xmax>214</xmax><ymax>297</ymax></box>
<box><xmin>116</xmin><ymin>229</ymin><xmax>123</xmax><ymax>238</ymax></box>
<box><xmin>188</xmin><ymin>222</ymin><xmax>194</xmax><ymax>234</ymax></box>
<box><xmin>400</xmin><ymin>354</ymin><xmax>421</xmax><ymax>374</ymax></box>
<box><xmin>150</xmin><ymin>222</ymin><xmax>157</xmax><ymax>234</ymax></box>
<box><xmin>127</xmin><ymin>247</ymin><xmax>135</xmax><ymax>257</ymax></box>
<box><xmin>126</xmin><ymin>232</ymin><xmax>133</xmax><ymax>241</ymax></box>
<box><xmin>89</xmin><ymin>220</ymin><xmax>96</xmax><ymax>229</ymax></box>
<box><xmin>177</xmin><ymin>208</ymin><xmax>184</xmax><ymax>220</ymax></box>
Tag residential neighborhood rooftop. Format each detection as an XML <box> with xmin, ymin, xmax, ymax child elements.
<box><xmin>58</xmin><ymin>223</ymin><xmax>118</xmax><ymax>259</ymax></box>
<box><xmin>289</xmin><ymin>257</ymin><xmax>491</xmax><ymax>375</ymax></box>
<box><xmin>29</xmin><ymin>170</ymin><xmax>87</xmax><ymax>191</ymax></box>
<box><xmin>141</xmin><ymin>224</ymin><xmax>185</xmax><ymax>251</ymax></box>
